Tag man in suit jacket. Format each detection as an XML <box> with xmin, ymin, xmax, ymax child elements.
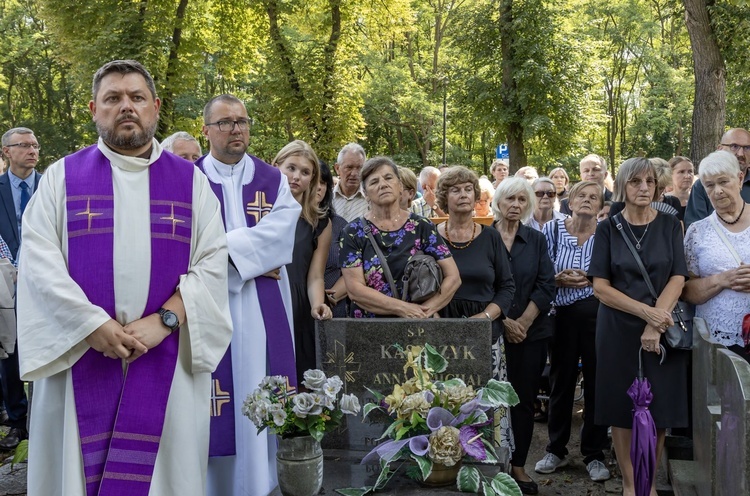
<box><xmin>0</xmin><ymin>127</ymin><xmax>40</xmax><ymax>449</ymax></box>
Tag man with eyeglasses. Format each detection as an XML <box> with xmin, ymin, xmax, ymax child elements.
<box><xmin>560</xmin><ymin>154</ymin><xmax>613</xmax><ymax>216</ymax></box>
<box><xmin>685</xmin><ymin>128</ymin><xmax>750</xmax><ymax>228</ymax></box>
<box><xmin>0</xmin><ymin>127</ymin><xmax>41</xmax><ymax>450</ymax></box>
<box><xmin>16</xmin><ymin>60</ymin><xmax>232</xmax><ymax>496</ymax></box>
<box><xmin>332</xmin><ymin>142</ymin><xmax>368</xmax><ymax>221</ymax></box>
<box><xmin>198</xmin><ymin>94</ymin><xmax>301</xmax><ymax>496</ymax></box>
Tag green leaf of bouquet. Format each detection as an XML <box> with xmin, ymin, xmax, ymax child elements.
<box><xmin>396</xmin><ymin>425</ymin><xmax>412</xmax><ymax>440</ymax></box>
<box><xmin>457</xmin><ymin>465</ymin><xmax>480</xmax><ymax>492</ymax></box>
<box><xmin>365</xmin><ymin>386</ymin><xmax>385</xmax><ymax>402</ymax></box>
<box><xmin>374</xmin><ymin>458</ymin><xmax>395</xmax><ymax>489</ymax></box>
<box><xmin>379</xmin><ymin>419</ymin><xmax>403</xmax><ymax>440</ymax></box>
<box><xmin>362</xmin><ymin>402</ymin><xmax>381</xmax><ymax>420</ymax></box>
<box><xmin>411</xmin><ymin>453</ymin><xmax>432</xmax><ymax>480</ymax></box>
<box><xmin>309</xmin><ymin>429</ymin><xmax>324</xmax><ymax>442</ymax></box>
<box><xmin>334</xmin><ymin>487</ymin><xmax>372</xmax><ymax>496</ymax></box>
<box><xmin>490</xmin><ymin>473</ymin><xmax>522</xmax><ymax>496</ymax></box>
<box><xmin>424</xmin><ymin>343</ymin><xmax>448</xmax><ymax>373</ymax></box>
<box><xmin>479</xmin><ymin>440</ymin><xmax>498</xmax><ymax>464</ymax></box>
<box><xmin>482</xmin><ymin>482</ymin><xmax>497</xmax><ymax>496</ymax></box>
<box><xmin>441</xmin><ymin>378</ymin><xmax>467</xmax><ymax>388</ymax></box>
<box><xmin>479</xmin><ymin>380</ymin><xmax>519</xmax><ymax>408</ymax></box>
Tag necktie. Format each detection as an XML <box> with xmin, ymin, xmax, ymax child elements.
<box><xmin>19</xmin><ymin>181</ymin><xmax>30</xmax><ymax>216</ymax></box>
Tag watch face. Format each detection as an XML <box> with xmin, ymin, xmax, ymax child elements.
<box><xmin>163</xmin><ymin>312</ymin><xmax>179</xmax><ymax>329</ymax></box>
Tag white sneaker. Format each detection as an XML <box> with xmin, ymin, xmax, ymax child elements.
<box><xmin>534</xmin><ymin>453</ymin><xmax>568</xmax><ymax>474</ymax></box>
<box><xmin>586</xmin><ymin>459</ymin><xmax>611</xmax><ymax>481</ymax></box>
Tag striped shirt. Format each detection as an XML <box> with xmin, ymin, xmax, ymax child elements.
<box><xmin>332</xmin><ymin>183</ymin><xmax>368</xmax><ymax>222</ymax></box>
<box><xmin>541</xmin><ymin>218</ymin><xmax>596</xmax><ymax>307</ymax></box>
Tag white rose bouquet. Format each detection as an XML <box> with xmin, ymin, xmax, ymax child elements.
<box><xmin>242</xmin><ymin>370</ymin><xmax>361</xmax><ymax>442</ymax></box>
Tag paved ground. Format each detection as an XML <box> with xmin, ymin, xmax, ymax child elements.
<box><xmin>0</xmin><ymin>425</ymin><xmax>25</xmax><ymax>496</ymax></box>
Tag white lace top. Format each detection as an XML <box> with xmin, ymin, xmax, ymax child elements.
<box><xmin>684</xmin><ymin>212</ymin><xmax>750</xmax><ymax>347</ymax></box>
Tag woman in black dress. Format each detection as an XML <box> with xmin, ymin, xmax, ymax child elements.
<box><xmin>493</xmin><ymin>177</ymin><xmax>556</xmax><ymax>494</ymax></box>
<box><xmin>435</xmin><ymin>167</ymin><xmax>516</xmax><ymax>459</ymax></box>
<box><xmin>318</xmin><ymin>161</ymin><xmax>349</xmax><ymax>317</ymax></box>
<box><xmin>588</xmin><ymin>157</ymin><xmax>688</xmax><ymax>496</ymax></box>
<box><xmin>273</xmin><ymin>140</ymin><xmax>333</xmax><ymax>384</ymax></box>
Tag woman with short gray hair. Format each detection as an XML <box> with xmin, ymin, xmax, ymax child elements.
<box><xmin>589</xmin><ymin>157</ymin><xmax>688</xmax><ymax>496</ymax></box>
<box><xmin>526</xmin><ymin>177</ymin><xmax>567</xmax><ymax>231</ymax></box>
<box><xmin>493</xmin><ymin>177</ymin><xmax>555</xmax><ymax>494</ymax></box>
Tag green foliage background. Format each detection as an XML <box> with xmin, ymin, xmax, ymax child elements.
<box><xmin>0</xmin><ymin>0</ymin><xmax>748</xmax><ymax>176</ymax></box>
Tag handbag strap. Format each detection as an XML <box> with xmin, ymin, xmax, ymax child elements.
<box><xmin>612</xmin><ymin>214</ymin><xmax>659</xmax><ymax>302</ymax></box>
<box><xmin>360</xmin><ymin>216</ymin><xmax>400</xmax><ymax>300</ymax></box>
<box><xmin>709</xmin><ymin>215</ymin><xmax>743</xmax><ymax>265</ymax></box>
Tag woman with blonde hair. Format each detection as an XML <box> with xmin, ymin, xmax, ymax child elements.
<box><xmin>273</xmin><ymin>140</ymin><xmax>333</xmax><ymax>383</ymax></box>
<box><xmin>548</xmin><ymin>167</ymin><xmax>570</xmax><ymax>201</ymax></box>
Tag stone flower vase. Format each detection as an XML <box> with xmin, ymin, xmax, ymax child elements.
<box><xmin>276</xmin><ymin>435</ymin><xmax>323</xmax><ymax>496</ymax></box>
<box><xmin>421</xmin><ymin>460</ymin><xmax>462</xmax><ymax>487</ymax></box>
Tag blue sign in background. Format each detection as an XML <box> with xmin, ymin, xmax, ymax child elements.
<box><xmin>495</xmin><ymin>143</ymin><xmax>509</xmax><ymax>159</ymax></box>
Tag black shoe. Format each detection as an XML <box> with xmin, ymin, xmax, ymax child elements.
<box><xmin>512</xmin><ymin>476</ymin><xmax>539</xmax><ymax>495</ymax></box>
<box><xmin>0</xmin><ymin>427</ymin><xmax>28</xmax><ymax>450</ymax></box>
<box><xmin>0</xmin><ymin>409</ymin><xmax>9</xmax><ymax>427</ymax></box>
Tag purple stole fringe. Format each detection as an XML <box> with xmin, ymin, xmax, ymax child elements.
<box><xmin>197</xmin><ymin>155</ymin><xmax>297</xmax><ymax>457</ymax></box>
<box><xmin>66</xmin><ymin>145</ymin><xmax>193</xmax><ymax>496</ymax></box>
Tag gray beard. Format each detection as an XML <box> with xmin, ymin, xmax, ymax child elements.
<box><xmin>97</xmin><ymin>121</ymin><xmax>157</xmax><ymax>150</ymax></box>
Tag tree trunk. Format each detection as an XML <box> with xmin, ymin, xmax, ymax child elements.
<box><xmin>499</xmin><ymin>0</ymin><xmax>526</xmax><ymax>172</ymax></box>
<box><xmin>158</xmin><ymin>0</ymin><xmax>190</xmax><ymax>139</ymax></box>
<box><xmin>684</xmin><ymin>0</ymin><xmax>725</xmax><ymax>163</ymax></box>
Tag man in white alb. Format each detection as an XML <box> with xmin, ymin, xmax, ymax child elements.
<box><xmin>199</xmin><ymin>94</ymin><xmax>301</xmax><ymax>496</ymax></box>
<box><xmin>17</xmin><ymin>60</ymin><xmax>232</xmax><ymax>496</ymax></box>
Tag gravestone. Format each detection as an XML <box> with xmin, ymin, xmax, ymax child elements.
<box><xmin>315</xmin><ymin>318</ymin><xmax>493</xmax><ymax>451</ymax></box>
<box><xmin>691</xmin><ymin>318</ymin><xmax>722</xmax><ymax>496</ymax></box>
<box><xmin>715</xmin><ymin>349</ymin><xmax>750</xmax><ymax>496</ymax></box>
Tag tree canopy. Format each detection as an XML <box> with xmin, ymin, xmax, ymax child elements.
<box><xmin>0</xmin><ymin>0</ymin><xmax>747</xmax><ymax>173</ymax></box>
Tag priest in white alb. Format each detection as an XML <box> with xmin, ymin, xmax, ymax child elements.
<box><xmin>199</xmin><ymin>94</ymin><xmax>301</xmax><ymax>496</ymax></box>
<box><xmin>17</xmin><ymin>60</ymin><xmax>232</xmax><ymax>496</ymax></box>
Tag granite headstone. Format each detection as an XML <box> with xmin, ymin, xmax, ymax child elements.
<box><xmin>315</xmin><ymin>318</ymin><xmax>493</xmax><ymax>451</ymax></box>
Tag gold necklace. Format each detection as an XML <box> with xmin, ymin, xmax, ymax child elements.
<box><xmin>444</xmin><ymin>221</ymin><xmax>477</xmax><ymax>250</ymax></box>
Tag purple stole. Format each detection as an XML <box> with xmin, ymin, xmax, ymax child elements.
<box><xmin>66</xmin><ymin>145</ymin><xmax>193</xmax><ymax>496</ymax></box>
<box><xmin>196</xmin><ymin>154</ymin><xmax>297</xmax><ymax>457</ymax></box>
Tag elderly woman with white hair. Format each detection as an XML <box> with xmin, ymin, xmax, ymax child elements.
<box><xmin>475</xmin><ymin>176</ymin><xmax>495</xmax><ymax>217</ymax></box>
<box><xmin>493</xmin><ymin>177</ymin><xmax>555</xmax><ymax>494</ymax></box>
<box><xmin>684</xmin><ymin>150</ymin><xmax>750</xmax><ymax>363</ymax></box>
<box><xmin>526</xmin><ymin>177</ymin><xmax>567</xmax><ymax>231</ymax></box>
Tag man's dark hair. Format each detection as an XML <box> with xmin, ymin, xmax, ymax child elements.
<box><xmin>92</xmin><ymin>60</ymin><xmax>157</xmax><ymax>100</ymax></box>
<box><xmin>203</xmin><ymin>94</ymin><xmax>245</xmax><ymax>124</ymax></box>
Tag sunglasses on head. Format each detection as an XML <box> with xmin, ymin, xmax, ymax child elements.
<box><xmin>535</xmin><ymin>191</ymin><xmax>557</xmax><ymax>198</ymax></box>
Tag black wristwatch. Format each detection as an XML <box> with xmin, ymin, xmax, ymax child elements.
<box><xmin>158</xmin><ymin>307</ymin><xmax>180</xmax><ymax>332</ymax></box>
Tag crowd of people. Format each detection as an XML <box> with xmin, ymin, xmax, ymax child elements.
<box><xmin>1</xmin><ymin>57</ymin><xmax>750</xmax><ymax>496</ymax></box>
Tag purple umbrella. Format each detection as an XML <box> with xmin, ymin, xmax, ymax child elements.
<box><xmin>627</xmin><ymin>345</ymin><xmax>665</xmax><ymax>496</ymax></box>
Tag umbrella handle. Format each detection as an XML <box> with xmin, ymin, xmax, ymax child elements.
<box><xmin>638</xmin><ymin>345</ymin><xmax>666</xmax><ymax>378</ymax></box>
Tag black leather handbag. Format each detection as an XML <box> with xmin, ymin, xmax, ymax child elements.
<box><xmin>613</xmin><ymin>214</ymin><xmax>693</xmax><ymax>350</ymax></box>
<box><xmin>361</xmin><ymin>218</ymin><xmax>442</xmax><ymax>303</ymax></box>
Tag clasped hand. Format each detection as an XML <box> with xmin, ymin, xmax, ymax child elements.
<box><xmin>724</xmin><ymin>264</ymin><xmax>750</xmax><ymax>293</ymax></box>
<box><xmin>641</xmin><ymin>305</ymin><xmax>673</xmax><ymax>330</ymax></box>
<box><xmin>556</xmin><ymin>269</ymin><xmax>590</xmax><ymax>288</ymax></box>
<box><xmin>503</xmin><ymin>318</ymin><xmax>527</xmax><ymax>344</ymax></box>
<box><xmin>86</xmin><ymin>315</ymin><xmax>171</xmax><ymax>363</ymax></box>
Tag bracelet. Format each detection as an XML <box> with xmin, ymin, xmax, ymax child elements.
<box><xmin>484</xmin><ymin>311</ymin><xmax>492</xmax><ymax>320</ymax></box>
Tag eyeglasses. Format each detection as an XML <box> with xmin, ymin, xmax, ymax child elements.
<box><xmin>720</xmin><ymin>143</ymin><xmax>750</xmax><ymax>153</ymax></box>
<box><xmin>205</xmin><ymin>119</ymin><xmax>250</xmax><ymax>132</ymax></box>
<box><xmin>6</xmin><ymin>143</ymin><xmax>40</xmax><ymax>151</ymax></box>
<box><xmin>534</xmin><ymin>191</ymin><xmax>557</xmax><ymax>198</ymax></box>
<box><xmin>627</xmin><ymin>177</ymin><xmax>656</xmax><ymax>187</ymax></box>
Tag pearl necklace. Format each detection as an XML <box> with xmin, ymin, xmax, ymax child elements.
<box><xmin>444</xmin><ymin>221</ymin><xmax>477</xmax><ymax>250</ymax></box>
<box><xmin>716</xmin><ymin>202</ymin><xmax>746</xmax><ymax>225</ymax></box>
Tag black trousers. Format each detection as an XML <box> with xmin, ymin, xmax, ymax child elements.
<box><xmin>546</xmin><ymin>297</ymin><xmax>608</xmax><ymax>463</ymax></box>
<box><xmin>1</xmin><ymin>348</ymin><xmax>27</xmax><ymax>429</ymax></box>
<box><xmin>506</xmin><ymin>337</ymin><xmax>548</xmax><ymax>467</ymax></box>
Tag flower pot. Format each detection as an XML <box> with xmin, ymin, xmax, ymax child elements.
<box><xmin>421</xmin><ymin>460</ymin><xmax>462</xmax><ymax>487</ymax></box>
<box><xmin>276</xmin><ymin>435</ymin><xmax>323</xmax><ymax>496</ymax></box>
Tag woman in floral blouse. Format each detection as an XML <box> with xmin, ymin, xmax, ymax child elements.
<box><xmin>339</xmin><ymin>157</ymin><xmax>460</xmax><ymax>318</ymax></box>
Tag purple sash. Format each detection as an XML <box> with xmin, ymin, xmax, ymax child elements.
<box><xmin>197</xmin><ymin>155</ymin><xmax>297</xmax><ymax>457</ymax></box>
<box><xmin>66</xmin><ymin>145</ymin><xmax>193</xmax><ymax>496</ymax></box>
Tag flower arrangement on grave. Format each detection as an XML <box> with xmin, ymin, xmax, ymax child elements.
<box><xmin>242</xmin><ymin>369</ymin><xmax>361</xmax><ymax>441</ymax></box>
<box><xmin>336</xmin><ymin>344</ymin><xmax>521</xmax><ymax>495</ymax></box>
